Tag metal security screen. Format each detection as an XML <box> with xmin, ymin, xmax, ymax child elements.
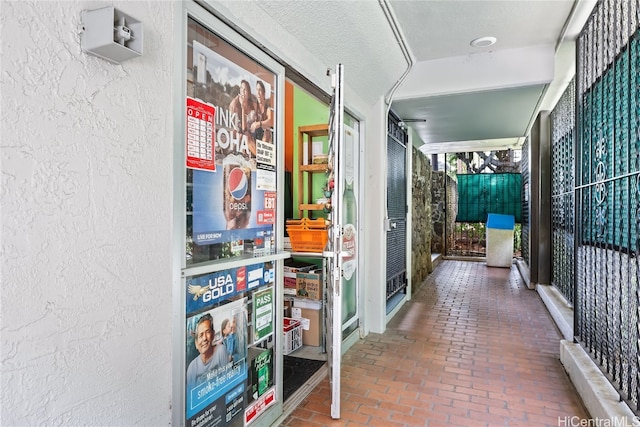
<box><xmin>550</xmin><ymin>78</ymin><xmax>576</xmax><ymax>305</ymax></box>
<box><xmin>386</xmin><ymin>115</ymin><xmax>407</xmax><ymax>301</ymax></box>
<box><xmin>521</xmin><ymin>138</ymin><xmax>530</xmax><ymax>266</ymax></box>
<box><xmin>575</xmin><ymin>0</ymin><xmax>640</xmax><ymax>413</ymax></box>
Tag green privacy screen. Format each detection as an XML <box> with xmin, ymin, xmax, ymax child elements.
<box><xmin>456</xmin><ymin>173</ymin><xmax>522</xmax><ymax>223</ymax></box>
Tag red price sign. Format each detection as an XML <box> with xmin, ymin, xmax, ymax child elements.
<box><xmin>186</xmin><ymin>97</ymin><xmax>216</xmax><ymax>171</ymax></box>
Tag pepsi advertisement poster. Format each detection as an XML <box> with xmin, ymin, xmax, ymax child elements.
<box><xmin>185</xmin><ymin>298</ymin><xmax>248</xmax><ymax>425</ymax></box>
<box><xmin>190</xmin><ymin>39</ymin><xmax>277</xmax><ymax>247</ymax></box>
<box><xmin>192</xmin><ymin>169</ymin><xmax>274</xmax><ymax>245</ymax></box>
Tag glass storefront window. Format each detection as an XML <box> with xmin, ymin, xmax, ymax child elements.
<box><xmin>186</xmin><ymin>17</ymin><xmax>278</xmax><ymax>266</ymax></box>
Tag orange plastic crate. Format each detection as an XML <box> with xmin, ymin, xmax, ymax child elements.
<box><xmin>286</xmin><ymin>218</ymin><xmax>328</xmax><ymax>253</ymax></box>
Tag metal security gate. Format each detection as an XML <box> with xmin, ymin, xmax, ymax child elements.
<box><xmin>386</xmin><ymin>114</ymin><xmax>407</xmax><ymax>302</ymax></box>
<box><xmin>446</xmin><ymin>151</ymin><xmax>522</xmax><ymax>258</ymax></box>
<box><xmin>575</xmin><ymin>0</ymin><xmax>640</xmax><ymax>413</ymax></box>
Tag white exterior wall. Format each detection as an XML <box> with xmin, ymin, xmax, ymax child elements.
<box><xmin>1</xmin><ymin>1</ymin><xmax>175</xmax><ymax>425</ymax></box>
<box><xmin>362</xmin><ymin>98</ymin><xmax>389</xmax><ymax>334</ymax></box>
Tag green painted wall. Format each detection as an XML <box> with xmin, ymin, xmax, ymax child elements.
<box><xmin>292</xmin><ymin>86</ymin><xmax>329</xmax><ymax>219</ymax></box>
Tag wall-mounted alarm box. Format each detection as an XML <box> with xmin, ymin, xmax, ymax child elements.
<box><xmin>81</xmin><ymin>6</ymin><xmax>143</xmax><ymax>64</ymax></box>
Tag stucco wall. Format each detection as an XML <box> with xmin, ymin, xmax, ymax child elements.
<box><xmin>1</xmin><ymin>1</ymin><xmax>174</xmax><ymax>425</ymax></box>
<box><xmin>1</xmin><ymin>0</ymin><xmax>398</xmax><ymax>422</ymax></box>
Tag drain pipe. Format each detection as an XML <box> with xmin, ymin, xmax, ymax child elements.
<box><xmin>378</xmin><ymin>0</ymin><xmax>415</xmax><ymax>307</ymax></box>
<box><xmin>378</xmin><ymin>0</ymin><xmax>414</xmax><ymax>116</ymax></box>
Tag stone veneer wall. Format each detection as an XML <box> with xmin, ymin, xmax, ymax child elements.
<box><xmin>411</xmin><ymin>147</ymin><xmax>433</xmax><ymax>289</ymax></box>
<box><xmin>431</xmin><ymin>171</ymin><xmax>457</xmax><ymax>256</ymax></box>
<box><xmin>431</xmin><ymin>171</ymin><xmax>446</xmax><ymax>254</ymax></box>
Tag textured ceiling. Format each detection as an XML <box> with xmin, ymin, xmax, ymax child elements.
<box><xmin>255</xmin><ymin>1</ymin><xmax>408</xmax><ymax>106</ymax></box>
<box><xmin>252</xmin><ymin>0</ymin><xmax>597</xmax><ymax>152</ymax></box>
<box><xmin>391</xmin><ymin>0</ymin><xmax>575</xmax><ymax>61</ymax></box>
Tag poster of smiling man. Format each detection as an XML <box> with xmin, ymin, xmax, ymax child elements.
<box><xmin>185</xmin><ymin>298</ymin><xmax>248</xmax><ymax>427</ymax></box>
<box><xmin>189</xmin><ymin>38</ymin><xmax>277</xmax><ymax>248</ymax></box>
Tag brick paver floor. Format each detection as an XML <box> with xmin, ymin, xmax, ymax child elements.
<box><xmin>281</xmin><ymin>260</ymin><xmax>589</xmax><ymax>426</ymax></box>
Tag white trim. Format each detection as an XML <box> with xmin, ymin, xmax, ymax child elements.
<box><xmin>536</xmin><ymin>284</ymin><xmax>573</xmax><ymax>341</ymax></box>
<box><xmin>560</xmin><ymin>341</ymin><xmax>637</xmax><ymax>425</ymax></box>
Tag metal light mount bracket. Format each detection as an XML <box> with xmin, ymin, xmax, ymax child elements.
<box><xmin>81</xmin><ymin>6</ymin><xmax>143</xmax><ymax>64</ymax></box>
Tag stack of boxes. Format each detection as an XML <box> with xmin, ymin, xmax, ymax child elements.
<box><xmin>283</xmin><ymin>259</ymin><xmax>323</xmax><ymax>347</ymax></box>
<box><xmin>283</xmin><ymin>260</ymin><xmax>315</xmax><ymax>300</ymax></box>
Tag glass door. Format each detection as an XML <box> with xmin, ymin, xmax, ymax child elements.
<box><xmin>326</xmin><ymin>63</ymin><xmax>358</xmax><ymax>419</ymax></box>
<box><xmin>174</xmin><ymin>3</ymin><xmax>288</xmax><ymax>426</ymax></box>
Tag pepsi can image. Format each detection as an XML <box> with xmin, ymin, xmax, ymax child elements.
<box><xmin>223</xmin><ymin>154</ymin><xmax>252</xmax><ymax>230</ymax></box>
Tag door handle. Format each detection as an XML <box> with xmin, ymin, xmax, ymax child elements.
<box><xmin>385</xmin><ymin>219</ymin><xmax>398</xmax><ymax>231</ymax></box>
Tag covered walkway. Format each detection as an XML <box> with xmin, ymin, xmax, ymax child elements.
<box><xmin>282</xmin><ymin>260</ymin><xmax>588</xmax><ymax>426</ymax></box>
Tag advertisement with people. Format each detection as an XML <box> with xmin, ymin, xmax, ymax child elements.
<box><xmin>185</xmin><ymin>261</ymin><xmax>274</xmax><ymax>426</ymax></box>
<box><xmin>185</xmin><ymin>298</ymin><xmax>248</xmax><ymax>426</ymax></box>
<box><xmin>190</xmin><ymin>39</ymin><xmax>277</xmax><ymax>247</ymax></box>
